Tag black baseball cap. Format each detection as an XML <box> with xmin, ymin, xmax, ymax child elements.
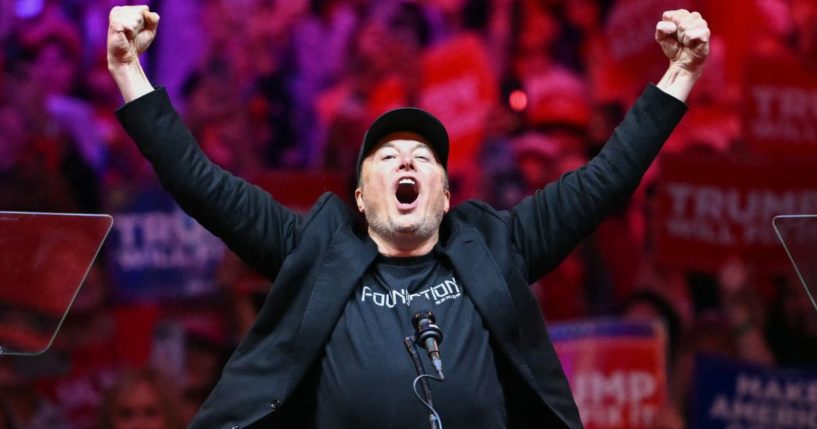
<box><xmin>356</xmin><ymin>107</ymin><xmax>449</xmax><ymax>182</ymax></box>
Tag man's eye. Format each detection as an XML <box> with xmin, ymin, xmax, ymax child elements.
<box><xmin>415</xmin><ymin>155</ymin><xmax>430</xmax><ymax>161</ymax></box>
<box><xmin>382</xmin><ymin>154</ymin><xmax>396</xmax><ymax>160</ymax></box>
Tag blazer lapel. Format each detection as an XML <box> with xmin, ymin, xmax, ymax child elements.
<box><xmin>289</xmin><ymin>226</ymin><xmax>379</xmax><ymax>383</ymax></box>
<box><xmin>442</xmin><ymin>226</ymin><xmax>572</xmax><ymax>425</ymax></box>
<box><xmin>439</xmin><ymin>228</ymin><xmax>524</xmax><ymax>363</ymax></box>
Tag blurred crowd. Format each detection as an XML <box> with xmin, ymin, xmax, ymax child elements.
<box><xmin>1</xmin><ymin>0</ymin><xmax>817</xmax><ymax>428</ymax></box>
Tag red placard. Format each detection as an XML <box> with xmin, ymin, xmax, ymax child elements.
<box><xmin>419</xmin><ymin>34</ymin><xmax>498</xmax><ymax>177</ymax></box>
<box><xmin>653</xmin><ymin>153</ymin><xmax>817</xmax><ymax>272</ymax></box>
<box><xmin>742</xmin><ymin>53</ymin><xmax>817</xmax><ymax>158</ymax></box>
<box><xmin>553</xmin><ymin>319</ymin><xmax>667</xmax><ymax>429</ymax></box>
<box><xmin>695</xmin><ymin>0</ymin><xmax>763</xmax><ymax>87</ymax></box>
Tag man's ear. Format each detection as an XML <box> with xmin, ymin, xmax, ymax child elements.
<box><xmin>354</xmin><ymin>187</ymin><xmax>364</xmax><ymax>213</ymax></box>
<box><xmin>443</xmin><ymin>190</ymin><xmax>450</xmax><ymax>214</ymax></box>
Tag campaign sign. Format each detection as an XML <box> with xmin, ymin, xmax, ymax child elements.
<box><xmin>693</xmin><ymin>355</ymin><xmax>817</xmax><ymax>429</ymax></box>
<box><xmin>552</xmin><ymin>319</ymin><xmax>667</xmax><ymax>429</ymax></box>
<box><xmin>106</xmin><ymin>181</ymin><xmax>224</xmax><ymax>301</ymax></box>
<box><xmin>653</xmin><ymin>153</ymin><xmax>817</xmax><ymax>272</ymax></box>
<box><xmin>743</xmin><ymin>54</ymin><xmax>817</xmax><ymax>159</ymax></box>
<box><xmin>694</xmin><ymin>0</ymin><xmax>763</xmax><ymax>86</ymax></box>
<box><xmin>419</xmin><ymin>34</ymin><xmax>497</xmax><ymax>175</ymax></box>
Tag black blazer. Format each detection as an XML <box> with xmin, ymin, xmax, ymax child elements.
<box><xmin>117</xmin><ymin>84</ymin><xmax>686</xmax><ymax>429</ymax></box>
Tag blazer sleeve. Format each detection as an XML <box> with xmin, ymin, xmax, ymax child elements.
<box><xmin>510</xmin><ymin>84</ymin><xmax>687</xmax><ymax>283</ymax></box>
<box><xmin>116</xmin><ymin>88</ymin><xmax>299</xmax><ymax>280</ymax></box>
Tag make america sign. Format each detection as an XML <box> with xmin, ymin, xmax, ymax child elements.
<box><xmin>693</xmin><ymin>355</ymin><xmax>817</xmax><ymax>429</ymax></box>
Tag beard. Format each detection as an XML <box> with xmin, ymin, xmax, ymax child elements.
<box><xmin>363</xmin><ymin>196</ymin><xmax>446</xmax><ymax>248</ymax></box>
<box><xmin>365</xmin><ymin>209</ymin><xmax>443</xmax><ymax>244</ymax></box>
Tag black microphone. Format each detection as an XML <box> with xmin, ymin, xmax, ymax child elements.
<box><xmin>412</xmin><ymin>310</ymin><xmax>444</xmax><ymax>380</ymax></box>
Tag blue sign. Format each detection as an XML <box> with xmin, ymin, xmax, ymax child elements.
<box><xmin>106</xmin><ymin>181</ymin><xmax>224</xmax><ymax>301</ymax></box>
<box><xmin>693</xmin><ymin>355</ymin><xmax>817</xmax><ymax>429</ymax></box>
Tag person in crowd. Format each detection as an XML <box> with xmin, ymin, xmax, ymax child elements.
<box><xmin>99</xmin><ymin>368</ymin><xmax>184</xmax><ymax>429</ymax></box>
<box><xmin>0</xmin><ymin>358</ymin><xmax>71</xmax><ymax>429</ymax></box>
<box><xmin>11</xmin><ymin>9</ymin><xmax>102</xmax><ymax>212</ymax></box>
<box><xmin>766</xmin><ymin>274</ymin><xmax>817</xmax><ymax>368</ymax></box>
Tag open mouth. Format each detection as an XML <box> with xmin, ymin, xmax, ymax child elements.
<box><xmin>396</xmin><ymin>178</ymin><xmax>419</xmax><ymax>205</ymax></box>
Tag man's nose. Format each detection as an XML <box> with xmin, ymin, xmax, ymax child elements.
<box><xmin>398</xmin><ymin>154</ymin><xmax>416</xmax><ymax>170</ymax></box>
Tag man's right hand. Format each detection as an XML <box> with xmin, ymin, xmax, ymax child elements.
<box><xmin>107</xmin><ymin>6</ymin><xmax>159</xmax><ymax>69</ymax></box>
<box><xmin>107</xmin><ymin>6</ymin><xmax>159</xmax><ymax>102</ymax></box>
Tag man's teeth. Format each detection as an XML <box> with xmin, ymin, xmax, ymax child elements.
<box><xmin>396</xmin><ymin>178</ymin><xmax>419</xmax><ymax>205</ymax></box>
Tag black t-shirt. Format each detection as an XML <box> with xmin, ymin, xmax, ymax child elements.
<box><xmin>315</xmin><ymin>252</ymin><xmax>507</xmax><ymax>429</ymax></box>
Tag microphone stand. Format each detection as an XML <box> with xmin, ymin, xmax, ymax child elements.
<box><xmin>403</xmin><ymin>337</ymin><xmax>440</xmax><ymax>429</ymax></box>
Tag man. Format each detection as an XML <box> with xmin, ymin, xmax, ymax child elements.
<box><xmin>108</xmin><ymin>5</ymin><xmax>709</xmax><ymax>428</ymax></box>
